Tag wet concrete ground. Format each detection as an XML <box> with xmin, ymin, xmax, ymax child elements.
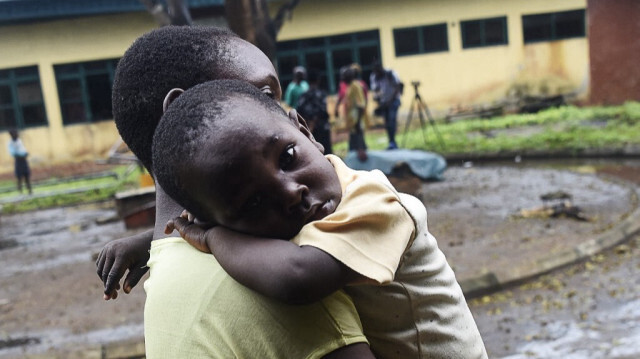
<box><xmin>0</xmin><ymin>158</ymin><xmax>638</xmax><ymax>358</ymax></box>
<box><xmin>0</xmin><ymin>203</ymin><xmax>145</xmax><ymax>358</ymax></box>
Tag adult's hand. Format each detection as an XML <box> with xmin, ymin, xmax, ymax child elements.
<box><xmin>96</xmin><ymin>229</ymin><xmax>153</xmax><ymax>300</ymax></box>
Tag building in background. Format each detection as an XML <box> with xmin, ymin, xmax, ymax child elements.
<box><xmin>273</xmin><ymin>0</ymin><xmax>591</xmax><ymax>114</ymax></box>
<box><xmin>1</xmin><ymin>0</ymin><xmax>638</xmax><ymax>169</ymax></box>
<box><xmin>0</xmin><ymin>0</ymin><xmax>223</xmax><ymax>171</ymax></box>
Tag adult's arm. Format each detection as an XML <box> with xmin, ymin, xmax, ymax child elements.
<box><xmin>96</xmin><ymin>229</ymin><xmax>153</xmax><ymax>299</ymax></box>
<box><xmin>166</xmin><ymin>217</ymin><xmax>364</xmax><ymax>304</ymax></box>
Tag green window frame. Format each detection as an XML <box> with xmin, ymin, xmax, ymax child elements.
<box><xmin>0</xmin><ymin>66</ymin><xmax>48</xmax><ymax>131</ymax></box>
<box><xmin>461</xmin><ymin>16</ymin><xmax>508</xmax><ymax>49</ymax></box>
<box><xmin>522</xmin><ymin>9</ymin><xmax>586</xmax><ymax>43</ymax></box>
<box><xmin>276</xmin><ymin>30</ymin><xmax>381</xmax><ymax>94</ymax></box>
<box><xmin>54</xmin><ymin>58</ymin><xmax>119</xmax><ymax>125</ymax></box>
<box><xmin>393</xmin><ymin>23</ymin><xmax>449</xmax><ymax>57</ymax></box>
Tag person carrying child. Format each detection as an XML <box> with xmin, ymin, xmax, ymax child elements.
<box><xmin>97</xmin><ymin>26</ymin><xmax>372</xmax><ymax>359</ymax></box>
<box><xmin>155</xmin><ymin>79</ymin><xmax>488</xmax><ymax>359</ymax></box>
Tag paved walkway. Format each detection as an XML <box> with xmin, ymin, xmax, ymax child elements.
<box><xmin>2</xmin><ymin>159</ymin><xmax>640</xmax><ymax>358</ymax></box>
<box><xmin>390</xmin><ymin>161</ymin><xmax>640</xmax><ymax>298</ymax></box>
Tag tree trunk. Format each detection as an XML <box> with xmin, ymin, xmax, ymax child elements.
<box><xmin>140</xmin><ymin>0</ymin><xmax>192</xmax><ymax>26</ymax></box>
<box><xmin>225</xmin><ymin>0</ymin><xmax>301</xmax><ymax>62</ymax></box>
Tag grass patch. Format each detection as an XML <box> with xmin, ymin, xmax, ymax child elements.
<box><xmin>335</xmin><ymin>101</ymin><xmax>640</xmax><ymax>156</ymax></box>
<box><xmin>1</xmin><ymin>165</ymin><xmax>145</xmax><ymax>214</ymax></box>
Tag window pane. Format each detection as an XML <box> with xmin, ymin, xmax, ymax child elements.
<box><xmin>0</xmin><ymin>85</ymin><xmax>12</xmax><ymax>105</ymax></box>
<box><xmin>87</xmin><ymin>74</ymin><xmax>113</xmax><ymax>121</ymax></box>
<box><xmin>62</xmin><ymin>103</ymin><xmax>86</xmax><ymax>124</ymax></box>
<box><xmin>329</xmin><ymin>34</ymin><xmax>351</xmax><ymax>45</ymax></box>
<box><xmin>358</xmin><ymin>46</ymin><xmax>379</xmax><ymax>68</ymax></box>
<box><xmin>84</xmin><ymin>60</ymin><xmax>108</xmax><ymax>72</ymax></box>
<box><xmin>423</xmin><ymin>24</ymin><xmax>448</xmax><ymax>52</ymax></box>
<box><xmin>356</xmin><ymin>30</ymin><xmax>378</xmax><ymax>41</ymax></box>
<box><xmin>17</xmin><ymin>82</ymin><xmax>43</xmax><ymax>104</ymax></box>
<box><xmin>555</xmin><ymin>10</ymin><xmax>585</xmax><ymax>39</ymax></box>
<box><xmin>21</xmin><ymin>104</ymin><xmax>47</xmax><ymax>127</ymax></box>
<box><xmin>59</xmin><ymin>79</ymin><xmax>83</xmax><ymax>101</ymax></box>
<box><xmin>394</xmin><ymin>28</ymin><xmax>420</xmax><ymax>56</ymax></box>
<box><xmin>331</xmin><ymin>48</ymin><xmax>353</xmax><ymax>88</ymax></box>
<box><xmin>523</xmin><ymin>14</ymin><xmax>552</xmax><ymax>42</ymax></box>
<box><xmin>304</xmin><ymin>37</ymin><xmax>325</xmax><ymax>48</ymax></box>
<box><xmin>0</xmin><ymin>108</ymin><xmax>16</xmax><ymax>129</ymax></box>
<box><xmin>485</xmin><ymin>18</ymin><xmax>506</xmax><ymax>45</ymax></box>
<box><xmin>461</xmin><ymin>21</ymin><xmax>482</xmax><ymax>48</ymax></box>
<box><xmin>55</xmin><ymin>63</ymin><xmax>79</xmax><ymax>75</ymax></box>
<box><xmin>14</xmin><ymin>66</ymin><xmax>37</xmax><ymax>77</ymax></box>
<box><xmin>276</xmin><ymin>54</ymin><xmax>299</xmax><ymax>87</ymax></box>
<box><xmin>0</xmin><ymin>69</ymin><xmax>9</xmax><ymax>79</ymax></box>
<box><xmin>305</xmin><ymin>51</ymin><xmax>326</xmax><ymax>75</ymax></box>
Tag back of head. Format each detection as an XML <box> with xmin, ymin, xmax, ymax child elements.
<box><xmin>112</xmin><ymin>25</ymin><xmax>237</xmax><ymax>173</ymax></box>
<box><xmin>153</xmin><ymin>79</ymin><xmax>285</xmax><ymax>220</ymax></box>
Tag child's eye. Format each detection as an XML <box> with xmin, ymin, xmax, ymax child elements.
<box><xmin>279</xmin><ymin>145</ymin><xmax>295</xmax><ymax>169</ymax></box>
<box><xmin>260</xmin><ymin>86</ymin><xmax>274</xmax><ymax>99</ymax></box>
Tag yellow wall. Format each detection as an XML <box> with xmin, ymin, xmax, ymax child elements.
<box><xmin>275</xmin><ymin>0</ymin><xmax>588</xmax><ymax>114</ymax></box>
<box><xmin>0</xmin><ymin>12</ymin><xmax>156</xmax><ymax>171</ymax></box>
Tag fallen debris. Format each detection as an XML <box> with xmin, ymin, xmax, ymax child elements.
<box><xmin>516</xmin><ymin>200</ymin><xmax>591</xmax><ymax>221</ymax></box>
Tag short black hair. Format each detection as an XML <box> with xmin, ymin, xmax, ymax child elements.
<box><xmin>112</xmin><ymin>25</ymin><xmax>238</xmax><ymax>172</ymax></box>
<box><xmin>153</xmin><ymin>79</ymin><xmax>286</xmax><ymax>221</ymax></box>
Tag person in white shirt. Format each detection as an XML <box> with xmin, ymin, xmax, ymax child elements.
<box><xmin>8</xmin><ymin>129</ymin><xmax>32</xmax><ymax>194</ymax></box>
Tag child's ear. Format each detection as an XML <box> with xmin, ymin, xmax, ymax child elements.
<box><xmin>288</xmin><ymin>109</ymin><xmax>325</xmax><ymax>154</ymax></box>
<box><xmin>162</xmin><ymin>88</ymin><xmax>185</xmax><ymax>113</ymax></box>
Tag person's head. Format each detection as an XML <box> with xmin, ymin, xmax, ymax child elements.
<box><xmin>349</xmin><ymin>63</ymin><xmax>362</xmax><ymax>79</ymax></box>
<box><xmin>339</xmin><ymin>66</ymin><xmax>349</xmax><ymax>83</ymax></box>
<box><xmin>113</xmin><ymin>25</ymin><xmax>282</xmax><ymax>173</ymax></box>
<box><xmin>9</xmin><ymin>129</ymin><xmax>18</xmax><ymax>141</ymax></box>
<box><xmin>293</xmin><ymin>66</ymin><xmax>306</xmax><ymax>83</ymax></box>
<box><xmin>372</xmin><ymin>60</ymin><xmax>383</xmax><ymax>76</ymax></box>
<box><xmin>343</xmin><ymin>67</ymin><xmax>355</xmax><ymax>83</ymax></box>
<box><xmin>306</xmin><ymin>68</ymin><xmax>320</xmax><ymax>87</ymax></box>
<box><xmin>153</xmin><ymin>80</ymin><xmax>341</xmax><ymax>239</ymax></box>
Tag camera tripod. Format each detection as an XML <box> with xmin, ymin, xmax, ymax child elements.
<box><xmin>401</xmin><ymin>82</ymin><xmax>445</xmax><ymax>150</ymax></box>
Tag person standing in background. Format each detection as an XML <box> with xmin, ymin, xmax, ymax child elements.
<box><xmin>344</xmin><ymin>68</ymin><xmax>368</xmax><ymax>162</ymax></box>
<box><xmin>296</xmin><ymin>68</ymin><xmax>332</xmax><ymax>154</ymax></box>
<box><xmin>370</xmin><ymin>61</ymin><xmax>402</xmax><ymax>150</ymax></box>
<box><xmin>8</xmin><ymin>129</ymin><xmax>32</xmax><ymax>195</ymax></box>
<box><xmin>284</xmin><ymin>66</ymin><xmax>309</xmax><ymax>109</ymax></box>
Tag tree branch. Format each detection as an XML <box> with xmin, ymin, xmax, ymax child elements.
<box><xmin>139</xmin><ymin>0</ymin><xmax>171</xmax><ymax>26</ymax></box>
<box><xmin>272</xmin><ymin>0</ymin><xmax>302</xmax><ymax>34</ymax></box>
<box><xmin>167</xmin><ymin>0</ymin><xmax>193</xmax><ymax>26</ymax></box>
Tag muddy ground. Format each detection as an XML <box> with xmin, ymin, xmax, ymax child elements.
<box><xmin>0</xmin><ymin>158</ymin><xmax>639</xmax><ymax>358</ymax></box>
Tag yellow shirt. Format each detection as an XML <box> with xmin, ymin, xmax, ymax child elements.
<box><xmin>144</xmin><ymin>237</ymin><xmax>367</xmax><ymax>359</ymax></box>
<box><xmin>294</xmin><ymin>155</ymin><xmax>488</xmax><ymax>359</ymax></box>
<box><xmin>345</xmin><ymin>81</ymin><xmax>366</xmax><ymax>131</ymax></box>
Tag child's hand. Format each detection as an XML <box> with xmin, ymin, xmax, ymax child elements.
<box><xmin>96</xmin><ymin>230</ymin><xmax>152</xmax><ymax>300</ymax></box>
<box><xmin>165</xmin><ymin>210</ymin><xmax>214</xmax><ymax>253</ymax></box>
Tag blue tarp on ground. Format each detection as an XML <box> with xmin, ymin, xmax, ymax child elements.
<box><xmin>343</xmin><ymin>149</ymin><xmax>447</xmax><ymax>181</ymax></box>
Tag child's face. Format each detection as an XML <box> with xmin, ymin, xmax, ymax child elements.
<box><xmin>185</xmin><ymin>97</ymin><xmax>342</xmax><ymax>239</ymax></box>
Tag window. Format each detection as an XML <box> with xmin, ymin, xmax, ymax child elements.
<box><xmin>0</xmin><ymin>66</ymin><xmax>47</xmax><ymax>131</ymax></box>
<box><xmin>461</xmin><ymin>16</ymin><xmax>508</xmax><ymax>48</ymax></box>
<box><xmin>276</xmin><ymin>30</ymin><xmax>381</xmax><ymax>93</ymax></box>
<box><xmin>54</xmin><ymin>58</ymin><xmax>119</xmax><ymax>125</ymax></box>
<box><xmin>393</xmin><ymin>23</ymin><xmax>448</xmax><ymax>57</ymax></box>
<box><xmin>523</xmin><ymin>9</ymin><xmax>586</xmax><ymax>43</ymax></box>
